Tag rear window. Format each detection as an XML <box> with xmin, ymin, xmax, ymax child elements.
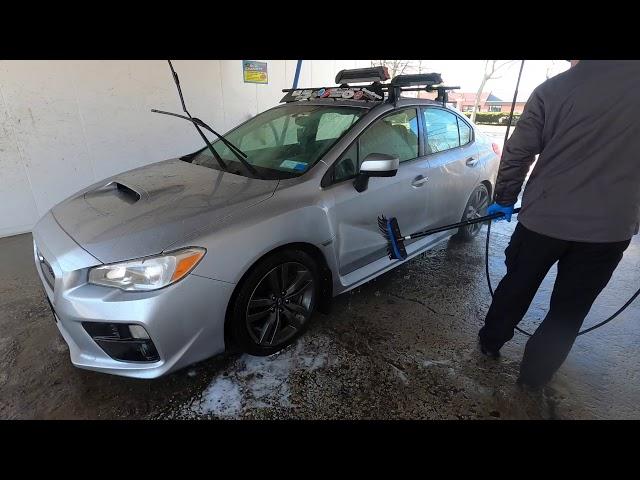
<box><xmin>423</xmin><ymin>108</ymin><xmax>461</xmax><ymax>153</ymax></box>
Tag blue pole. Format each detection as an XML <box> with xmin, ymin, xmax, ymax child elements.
<box><xmin>292</xmin><ymin>60</ymin><xmax>303</xmax><ymax>89</ymax></box>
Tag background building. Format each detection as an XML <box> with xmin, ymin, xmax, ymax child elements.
<box><xmin>449</xmin><ymin>91</ymin><xmax>528</xmax><ymax>113</ymax></box>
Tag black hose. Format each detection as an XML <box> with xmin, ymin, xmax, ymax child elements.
<box><xmin>484</xmin><ymin>220</ymin><xmax>639</xmax><ymax>337</ymax></box>
<box><xmin>502</xmin><ymin>61</ymin><xmax>525</xmax><ymax>148</ymax></box>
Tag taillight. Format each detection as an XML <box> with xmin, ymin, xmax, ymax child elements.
<box><xmin>492</xmin><ymin>143</ymin><xmax>501</xmax><ymax>156</ymax></box>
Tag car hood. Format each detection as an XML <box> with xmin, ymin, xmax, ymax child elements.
<box><xmin>52</xmin><ymin>159</ymin><xmax>278</xmax><ymax>263</ymax></box>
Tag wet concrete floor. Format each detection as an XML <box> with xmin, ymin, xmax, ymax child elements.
<box><xmin>1</xmin><ymin>220</ymin><xmax>638</xmax><ymax>420</ymax></box>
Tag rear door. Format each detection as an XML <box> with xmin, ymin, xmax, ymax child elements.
<box><xmin>420</xmin><ymin>107</ymin><xmax>481</xmax><ymax>226</ymax></box>
<box><xmin>324</xmin><ymin>107</ymin><xmax>431</xmax><ymax>276</ymax></box>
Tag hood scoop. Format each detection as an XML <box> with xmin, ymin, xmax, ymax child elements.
<box><xmin>83</xmin><ymin>181</ymin><xmax>143</xmax><ymax>214</ymax></box>
<box><xmin>112</xmin><ymin>181</ymin><xmax>142</xmax><ymax>203</ymax></box>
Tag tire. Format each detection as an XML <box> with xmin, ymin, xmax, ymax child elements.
<box><xmin>228</xmin><ymin>249</ymin><xmax>320</xmax><ymax>356</ymax></box>
<box><xmin>453</xmin><ymin>183</ymin><xmax>490</xmax><ymax>241</ymax></box>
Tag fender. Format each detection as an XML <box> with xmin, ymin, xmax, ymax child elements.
<box><xmin>169</xmin><ymin>180</ymin><xmax>337</xmax><ymax>287</ymax></box>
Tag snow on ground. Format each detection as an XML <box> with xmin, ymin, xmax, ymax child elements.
<box><xmin>177</xmin><ymin>334</ymin><xmax>330</xmax><ymax>418</ymax></box>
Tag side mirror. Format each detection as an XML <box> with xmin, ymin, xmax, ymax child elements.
<box><xmin>353</xmin><ymin>153</ymin><xmax>399</xmax><ymax>192</ymax></box>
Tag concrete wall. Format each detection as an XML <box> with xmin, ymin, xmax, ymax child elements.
<box><xmin>0</xmin><ymin>60</ymin><xmax>370</xmax><ymax>237</ymax></box>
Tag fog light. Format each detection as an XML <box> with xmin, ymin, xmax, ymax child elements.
<box><xmin>82</xmin><ymin>322</ymin><xmax>159</xmax><ymax>363</ymax></box>
<box><xmin>129</xmin><ymin>324</ymin><xmax>150</xmax><ymax>339</ymax></box>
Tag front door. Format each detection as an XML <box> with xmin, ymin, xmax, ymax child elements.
<box><xmin>324</xmin><ymin>108</ymin><xmax>432</xmax><ymax>276</ymax></box>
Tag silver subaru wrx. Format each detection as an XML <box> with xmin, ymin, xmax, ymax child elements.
<box><xmin>33</xmin><ymin>84</ymin><xmax>499</xmax><ymax>378</ymax></box>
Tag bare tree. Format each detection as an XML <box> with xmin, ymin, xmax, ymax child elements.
<box><xmin>470</xmin><ymin>60</ymin><xmax>516</xmax><ymax>123</ymax></box>
<box><xmin>545</xmin><ymin>60</ymin><xmax>559</xmax><ymax>80</ymax></box>
<box><xmin>370</xmin><ymin>60</ymin><xmax>427</xmax><ymax>78</ymax></box>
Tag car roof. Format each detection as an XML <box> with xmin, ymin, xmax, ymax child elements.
<box><xmin>276</xmin><ymin>97</ymin><xmax>451</xmax><ymax>110</ymax></box>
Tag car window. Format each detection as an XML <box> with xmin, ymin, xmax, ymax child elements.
<box><xmin>458</xmin><ymin>117</ymin><xmax>472</xmax><ymax>145</ymax></box>
<box><xmin>327</xmin><ymin>108</ymin><xmax>419</xmax><ymax>186</ymax></box>
<box><xmin>423</xmin><ymin>108</ymin><xmax>461</xmax><ymax>154</ymax></box>
<box><xmin>239</xmin><ymin>117</ymin><xmax>297</xmax><ymax>151</ymax></box>
<box><xmin>316</xmin><ymin>112</ymin><xmax>359</xmax><ymax>141</ymax></box>
<box><xmin>360</xmin><ymin>108</ymin><xmax>419</xmax><ymax>163</ymax></box>
<box><xmin>333</xmin><ymin>142</ymin><xmax>358</xmax><ymax>183</ymax></box>
<box><xmin>190</xmin><ymin>104</ymin><xmax>366</xmax><ymax>179</ymax></box>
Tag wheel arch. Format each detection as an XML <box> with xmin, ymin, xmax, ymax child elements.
<box><xmin>481</xmin><ymin>179</ymin><xmax>493</xmax><ymax>200</ymax></box>
<box><xmin>223</xmin><ymin>242</ymin><xmax>333</xmax><ymax>349</ymax></box>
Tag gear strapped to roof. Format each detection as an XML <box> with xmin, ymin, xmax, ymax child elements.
<box><xmin>280</xmin><ymin>86</ymin><xmax>384</xmax><ymax>103</ymax></box>
<box><xmin>280</xmin><ymin>67</ymin><xmax>459</xmax><ymax>107</ymax></box>
<box><xmin>335</xmin><ymin>66</ymin><xmax>390</xmax><ymax>85</ymax></box>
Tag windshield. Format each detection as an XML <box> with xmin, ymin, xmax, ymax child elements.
<box><xmin>189</xmin><ymin>104</ymin><xmax>366</xmax><ymax>179</ymax></box>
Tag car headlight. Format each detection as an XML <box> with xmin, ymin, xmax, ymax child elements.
<box><xmin>88</xmin><ymin>247</ymin><xmax>206</xmax><ymax>291</ymax></box>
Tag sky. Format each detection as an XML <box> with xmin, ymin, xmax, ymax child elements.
<box><xmin>396</xmin><ymin>60</ymin><xmax>570</xmax><ymax>101</ymax></box>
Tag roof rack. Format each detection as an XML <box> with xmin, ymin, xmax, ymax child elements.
<box><xmin>386</xmin><ymin>73</ymin><xmax>459</xmax><ymax>107</ymax></box>
<box><xmin>280</xmin><ymin>69</ymin><xmax>459</xmax><ymax>107</ymax></box>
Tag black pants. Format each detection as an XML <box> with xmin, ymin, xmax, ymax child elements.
<box><xmin>479</xmin><ymin>222</ymin><xmax>630</xmax><ymax>386</ymax></box>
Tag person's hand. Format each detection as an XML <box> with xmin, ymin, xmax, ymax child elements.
<box><xmin>487</xmin><ymin>202</ymin><xmax>515</xmax><ymax>222</ymax></box>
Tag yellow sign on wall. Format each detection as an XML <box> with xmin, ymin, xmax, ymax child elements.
<box><xmin>243</xmin><ymin>60</ymin><xmax>268</xmax><ymax>84</ymax></box>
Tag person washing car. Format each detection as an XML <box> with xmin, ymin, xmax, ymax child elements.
<box><xmin>479</xmin><ymin>60</ymin><xmax>640</xmax><ymax>389</ymax></box>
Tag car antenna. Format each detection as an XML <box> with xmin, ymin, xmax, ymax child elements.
<box><xmin>152</xmin><ymin>60</ymin><xmax>261</xmax><ymax>178</ymax></box>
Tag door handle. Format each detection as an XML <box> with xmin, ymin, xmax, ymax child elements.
<box><xmin>411</xmin><ymin>175</ymin><xmax>429</xmax><ymax>187</ymax></box>
<box><xmin>466</xmin><ymin>157</ymin><xmax>479</xmax><ymax>167</ymax></box>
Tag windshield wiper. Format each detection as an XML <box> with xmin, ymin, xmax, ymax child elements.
<box><xmin>152</xmin><ymin>109</ymin><xmax>256</xmax><ymax>172</ymax></box>
<box><xmin>152</xmin><ymin>60</ymin><xmax>261</xmax><ymax>179</ymax></box>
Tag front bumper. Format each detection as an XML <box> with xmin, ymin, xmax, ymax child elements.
<box><xmin>32</xmin><ymin>212</ymin><xmax>234</xmax><ymax>378</ymax></box>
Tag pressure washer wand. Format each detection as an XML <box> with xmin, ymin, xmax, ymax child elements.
<box><xmin>404</xmin><ymin>208</ymin><xmax>520</xmax><ymax>241</ymax></box>
<box><xmin>378</xmin><ymin>208</ymin><xmax>521</xmax><ymax>261</ymax></box>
